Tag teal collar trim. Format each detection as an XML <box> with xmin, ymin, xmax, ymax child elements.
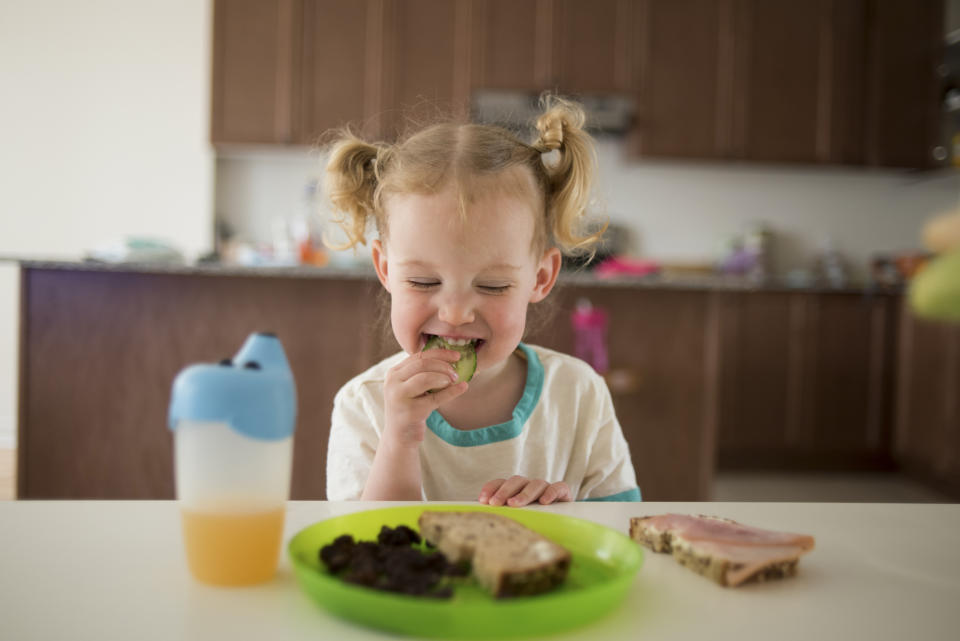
<box><xmin>426</xmin><ymin>343</ymin><xmax>543</xmax><ymax>447</ymax></box>
<box><xmin>584</xmin><ymin>487</ymin><xmax>643</xmax><ymax>502</ymax></box>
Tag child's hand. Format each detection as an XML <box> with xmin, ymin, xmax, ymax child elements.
<box><xmin>382</xmin><ymin>348</ymin><xmax>468</xmax><ymax>448</ymax></box>
<box><xmin>478</xmin><ymin>477</ymin><xmax>573</xmax><ymax>507</ymax></box>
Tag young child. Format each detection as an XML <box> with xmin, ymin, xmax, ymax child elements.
<box><xmin>324</xmin><ymin>97</ymin><xmax>640</xmax><ymax>506</ymax></box>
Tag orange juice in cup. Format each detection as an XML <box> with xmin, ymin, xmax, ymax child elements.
<box><xmin>181</xmin><ymin>506</ymin><xmax>286</xmax><ymax>585</ymax></box>
<box><xmin>168</xmin><ymin>333</ymin><xmax>297</xmax><ymax>586</ymax></box>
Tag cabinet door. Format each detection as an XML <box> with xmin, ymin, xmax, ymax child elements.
<box><xmin>633</xmin><ymin>0</ymin><xmax>732</xmax><ymax>159</ymax></box>
<box><xmin>731</xmin><ymin>0</ymin><xmax>866</xmax><ymax>164</ymax></box>
<box><xmin>895</xmin><ymin>306</ymin><xmax>960</xmax><ymax>495</ymax></box>
<box><xmin>470</xmin><ymin>0</ymin><xmax>549</xmax><ymax>90</ymax></box>
<box><xmin>864</xmin><ymin>0</ymin><xmax>944</xmax><ymax>168</ymax></box>
<box><xmin>527</xmin><ymin>287</ymin><xmax>718</xmax><ymax>502</ymax></box>
<box><xmin>380</xmin><ymin>0</ymin><xmax>472</xmax><ymax>138</ymax></box>
<box><xmin>301</xmin><ymin>0</ymin><xmax>381</xmax><ymax>142</ymax></box>
<box><xmin>717</xmin><ymin>292</ymin><xmax>897</xmax><ymax>469</ymax></box>
<box><xmin>211</xmin><ymin>0</ymin><xmax>301</xmax><ymax>144</ymax></box>
<box><xmin>552</xmin><ymin>0</ymin><xmax>634</xmax><ymax>94</ymax></box>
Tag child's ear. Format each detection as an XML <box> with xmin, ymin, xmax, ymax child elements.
<box><xmin>371</xmin><ymin>239</ymin><xmax>391</xmax><ymax>292</ymax></box>
<box><xmin>530</xmin><ymin>247</ymin><xmax>562</xmax><ymax>303</ymax></box>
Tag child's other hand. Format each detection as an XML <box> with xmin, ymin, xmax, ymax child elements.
<box><xmin>382</xmin><ymin>348</ymin><xmax>468</xmax><ymax>448</ymax></box>
<box><xmin>477</xmin><ymin>477</ymin><xmax>573</xmax><ymax>507</ymax></box>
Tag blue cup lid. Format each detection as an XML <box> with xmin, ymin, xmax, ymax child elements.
<box><xmin>167</xmin><ymin>332</ymin><xmax>297</xmax><ymax>441</ymax></box>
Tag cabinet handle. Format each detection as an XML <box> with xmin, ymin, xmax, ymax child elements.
<box><xmin>604</xmin><ymin>368</ymin><xmax>641</xmax><ymax>395</ymax></box>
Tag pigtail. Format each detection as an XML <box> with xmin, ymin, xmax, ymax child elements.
<box><xmin>323</xmin><ymin>132</ymin><xmax>387</xmax><ymax>249</ymax></box>
<box><xmin>533</xmin><ymin>95</ymin><xmax>605</xmax><ymax>257</ymax></box>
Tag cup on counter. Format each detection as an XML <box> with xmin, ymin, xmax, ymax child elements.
<box><xmin>168</xmin><ymin>333</ymin><xmax>297</xmax><ymax>586</ymax></box>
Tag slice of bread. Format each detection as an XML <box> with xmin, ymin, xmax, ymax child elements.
<box><xmin>630</xmin><ymin>514</ymin><xmax>814</xmax><ymax>587</ymax></box>
<box><xmin>418</xmin><ymin>511</ymin><xmax>571</xmax><ymax>597</ymax></box>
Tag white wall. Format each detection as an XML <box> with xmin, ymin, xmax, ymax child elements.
<box><xmin>217</xmin><ymin>141</ymin><xmax>960</xmax><ymax>281</ymax></box>
<box><xmin>0</xmin><ymin>1</ymin><xmax>214</xmax><ymax>447</ymax></box>
<box><xmin>597</xmin><ymin>148</ymin><xmax>960</xmax><ymax>279</ymax></box>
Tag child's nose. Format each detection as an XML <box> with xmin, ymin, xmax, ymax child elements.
<box><xmin>438</xmin><ymin>293</ymin><xmax>475</xmax><ymax>326</ymax></box>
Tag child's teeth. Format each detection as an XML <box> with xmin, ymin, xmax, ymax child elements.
<box><xmin>446</xmin><ymin>337</ymin><xmax>470</xmax><ymax>346</ymax></box>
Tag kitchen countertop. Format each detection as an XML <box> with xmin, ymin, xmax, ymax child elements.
<box><xmin>2</xmin><ymin>256</ymin><xmax>897</xmax><ymax>294</ymax></box>
<box><xmin>1</xmin><ymin>500</ymin><xmax>956</xmax><ymax>640</ymax></box>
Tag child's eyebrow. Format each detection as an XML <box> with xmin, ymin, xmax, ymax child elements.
<box><xmin>396</xmin><ymin>260</ymin><xmax>522</xmax><ymax>272</ymax></box>
<box><xmin>479</xmin><ymin>263</ymin><xmax>523</xmax><ymax>273</ymax></box>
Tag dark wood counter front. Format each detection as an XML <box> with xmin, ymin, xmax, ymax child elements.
<box><xmin>17</xmin><ymin>265</ymin><xmax>724</xmax><ymax>501</ymax></box>
<box><xmin>20</xmin><ymin>262</ymin><xmax>937</xmax><ymax>501</ymax></box>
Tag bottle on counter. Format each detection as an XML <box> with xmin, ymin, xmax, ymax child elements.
<box><xmin>571</xmin><ymin>298</ymin><xmax>609</xmax><ymax>374</ymax></box>
<box><xmin>292</xmin><ymin>181</ymin><xmax>329</xmax><ymax>267</ymax></box>
<box><xmin>813</xmin><ymin>237</ymin><xmax>849</xmax><ymax>289</ymax></box>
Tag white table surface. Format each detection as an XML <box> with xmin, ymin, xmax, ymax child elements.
<box><xmin>1</xmin><ymin>500</ymin><xmax>958</xmax><ymax>640</ymax></box>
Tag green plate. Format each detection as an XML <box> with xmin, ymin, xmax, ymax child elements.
<box><xmin>287</xmin><ymin>504</ymin><xmax>642</xmax><ymax>639</ymax></box>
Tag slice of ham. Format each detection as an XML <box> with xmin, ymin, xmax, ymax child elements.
<box><xmin>630</xmin><ymin>514</ymin><xmax>815</xmax><ymax>587</ymax></box>
<box><xmin>644</xmin><ymin>513</ymin><xmax>815</xmax><ymax>548</ymax></box>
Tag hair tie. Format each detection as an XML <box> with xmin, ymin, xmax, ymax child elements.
<box><xmin>536</xmin><ymin>118</ymin><xmax>564</xmax><ymax>152</ymax></box>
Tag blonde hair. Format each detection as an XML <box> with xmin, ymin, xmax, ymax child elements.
<box><xmin>323</xmin><ymin>95</ymin><xmax>604</xmax><ymax>258</ymax></box>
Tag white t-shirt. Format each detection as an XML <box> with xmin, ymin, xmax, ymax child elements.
<box><xmin>326</xmin><ymin>343</ymin><xmax>641</xmax><ymax>502</ymax></box>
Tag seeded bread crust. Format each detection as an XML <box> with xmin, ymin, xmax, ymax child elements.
<box><xmin>629</xmin><ymin>515</ymin><xmax>800</xmax><ymax>587</ymax></box>
<box><xmin>418</xmin><ymin>511</ymin><xmax>571</xmax><ymax>597</ymax></box>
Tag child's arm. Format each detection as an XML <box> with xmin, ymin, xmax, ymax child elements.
<box><xmin>361</xmin><ymin>348</ymin><xmax>467</xmax><ymax>500</ymax></box>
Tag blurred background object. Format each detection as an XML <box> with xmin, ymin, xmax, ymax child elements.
<box><xmin>909</xmin><ymin>207</ymin><xmax>960</xmax><ymax>321</ymax></box>
<box><xmin>3</xmin><ymin>0</ymin><xmax>960</xmax><ymax>503</ymax></box>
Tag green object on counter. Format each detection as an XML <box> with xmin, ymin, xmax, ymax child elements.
<box><xmin>909</xmin><ymin>250</ymin><xmax>960</xmax><ymax>323</ymax></box>
<box><xmin>288</xmin><ymin>504</ymin><xmax>642</xmax><ymax>639</ymax></box>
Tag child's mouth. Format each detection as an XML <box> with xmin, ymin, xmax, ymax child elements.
<box><xmin>421</xmin><ymin>334</ymin><xmax>485</xmax><ymax>351</ymax></box>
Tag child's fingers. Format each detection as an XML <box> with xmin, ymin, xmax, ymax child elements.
<box><xmin>422</xmin><ymin>380</ymin><xmax>467</xmax><ymax>405</ymax></box>
<box><xmin>403</xmin><ymin>371</ymin><xmax>459</xmax><ymax>397</ymax></box>
<box><xmin>507</xmin><ymin>479</ymin><xmax>548</xmax><ymax>507</ymax></box>
<box><xmin>487</xmin><ymin>475</ymin><xmax>528</xmax><ymax>506</ymax></box>
<box><xmin>388</xmin><ymin>358</ymin><xmax>459</xmax><ymax>388</ymax></box>
<box><xmin>478</xmin><ymin>479</ymin><xmax>506</xmax><ymax>504</ymax></box>
<box><xmin>538</xmin><ymin>482</ymin><xmax>573</xmax><ymax>504</ymax></box>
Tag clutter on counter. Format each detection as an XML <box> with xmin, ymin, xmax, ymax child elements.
<box><xmin>85</xmin><ymin>237</ymin><xmax>185</xmax><ymax>264</ymax></box>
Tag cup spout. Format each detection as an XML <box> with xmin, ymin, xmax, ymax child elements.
<box><xmin>233</xmin><ymin>333</ymin><xmax>292</xmax><ymax>376</ymax></box>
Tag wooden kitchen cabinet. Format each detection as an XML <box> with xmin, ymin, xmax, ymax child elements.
<box><xmin>17</xmin><ymin>266</ymin><xmax>718</xmax><ymax>501</ymax></box>
<box><xmin>471</xmin><ymin>0</ymin><xmax>635</xmax><ymax>94</ymax></box>
<box><xmin>630</xmin><ymin>0</ymin><xmax>942</xmax><ymax>167</ymax></box>
<box><xmin>211</xmin><ymin>0</ymin><xmax>302</xmax><ymax>144</ymax></box>
<box><xmin>730</xmin><ymin>0</ymin><xmax>867</xmax><ymax>164</ymax></box>
<box><xmin>379</xmin><ymin>0</ymin><xmax>472</xmax><ymax>138</ymax></box>
<box><xmin>527</xmin><ymin>286</ymin><xmax>719</xmax><ymax>502</ymax></box>
<box><xmin>895</xmin><ymin>305</ymin><xmax>960</xmax><ymax>496</ymax></box>
<box><xmin>632</xmin><ymin>0</ymin><xmax>732</xmax><ymax>159</ymax></box>
<box><xmin>212</xmin><ymin>0</ymin><xmax>945</xmax><ymax>168</ymax></box>
<box><xmin>864</xmin><ymin>0</ymin><xmax>945</xmax><ymax>168</ymax></box>
<box><xmin>716</xmin><ymin>291</ymin><xmax>899</xmax><ymax>469</ymax></box>
<box><xmin>470</xmin><ymin>0</ymin><xmax>549</xmax><ymax>90</ymax></box>
<box><xmin>17</xmin><ymin>267</ymin><xmax>386</xmax><ymax>500</ymax></box>
<box><xmin>300</xmin><ymin>0</ymin><xmax>383</xmax><ymax>142</ymax></box>
<box><xmin>550</xmin><ymin>0</ymin><xmax>635</xmax><ymax>94</ymax></box>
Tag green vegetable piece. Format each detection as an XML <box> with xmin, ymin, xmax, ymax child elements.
<box><xmin>422</xmin><ymin>336</ymin><xmax>477</xmax><ymax>383</ymax></box>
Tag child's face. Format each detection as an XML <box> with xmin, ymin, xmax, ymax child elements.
<box><xmin>371</xmin><ymin>183</ymin><xmax>560</xmax><ymax>380</ymax></box>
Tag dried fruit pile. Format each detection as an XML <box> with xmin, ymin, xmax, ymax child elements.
<box><xmin>319</xmin><ymin>525</ymin><xmax>467</xmax><ymax>598</ymax></box>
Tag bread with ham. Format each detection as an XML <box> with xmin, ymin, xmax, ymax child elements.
<box><xmin>629</xmin><ymin>514</ymin><xmax>815</xmax><ymax>587</ymax></box>
<box><xmin>418</xmin><ymin>511</ymin><xmax>571</xmax><ymax>597</ymax></box>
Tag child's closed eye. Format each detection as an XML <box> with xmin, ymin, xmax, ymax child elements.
<box><xmin>477</xmin><ymin>284</ymin><xmax>511</xmax><ymax>294</ymax></box>
<box><xmin>407</xmin><ymin>279</ymin><xmax>439</xmax><ymax>289</ymax></box>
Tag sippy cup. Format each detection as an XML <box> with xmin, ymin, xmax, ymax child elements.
<box><xmin>167</xmin><ymin>332</ymin><xmax>297</xmax><ymax>586</ymax></box>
